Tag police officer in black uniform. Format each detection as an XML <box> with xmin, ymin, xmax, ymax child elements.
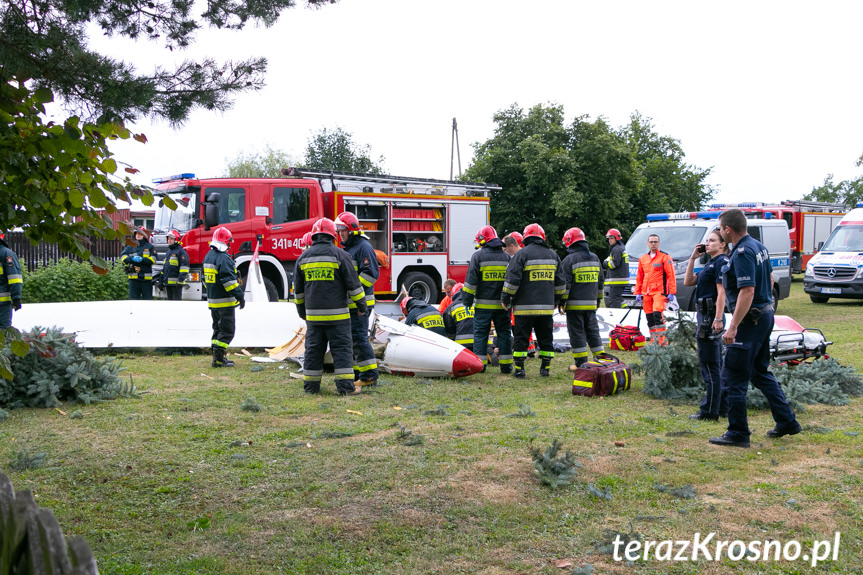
<box><xmin>603</xmin><ymin>228</ymin><xmax>629</xmax><ymax>308</ymax></box>
<box><xmin>710</xmin><ymin>209</ymin><xmax>801</xmax><ymax>448</ymax></box>
<box><xmin>402</xmin><ymin>296</ymin><xmax>447</xmax><ymax>337</ymax></box>
<box><xmin>0</xmin><ymin>232</ymin><xmax>23</xmax><ymax>328</ymax></box>
<box><xmin>462</xmin><ymin>225</ymin><xmax>513</xmax><ymax>373</ymax></box>
<box><xmin>120</xmin><ymin>227</ymin><xmax>156</xmax><ymax>300</ymax></box>
<box><xmin>559</xmin><ymin>227</ymin><xmax>605</xmax><ymax>367</ymax></box>
<box><xmin>163</xmin><ymin>230</ymin><xmax>190</xmax><ymax>300</ymax></box>
<box><xmin>203</xmin><ymin>227</ymin><xmax>245</xmax><ymax>367</ymax></box>
<box><xmin>335</xmin><ymin>211</ymin><xmax>380</xmax><ymax>386</ymax></box>
<box><xmin>293</xmin><ymin>218</ymin><xmax>367</xmax><ymax>396</ymax></box>
<box><xmin>501</xmin><ymin>223</ymin><xmax>567</xmax><ymax>378</ymax></box>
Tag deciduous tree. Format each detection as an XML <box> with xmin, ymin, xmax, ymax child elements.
<box><xmin>225</xmin><ymin>145</ymin><xmax>298</xmax><ymax>178</ymax></box>
<box><xmin>303</xmin><ymin>127</ymin><xmax>385</xmax><ymax>174</ymax></box>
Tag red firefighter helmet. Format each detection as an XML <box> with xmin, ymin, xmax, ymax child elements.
<box><xmin>508</xmin><ymin>231</ymin><xmax>524</xmax><ymax>247</ymax></box>
<box><xmin>0</xmin><ymin>232</ymin><xmax>4</xmax><ymax>240</ymax></box>
<box><xmin>451</xmin><ymin>282</ymin><xmax>464</xmax><ymax>298</ymax></box>
<box><xmin>168</xmin><ymin>229</ymin><xmax>181</xmax><ymax>243</ymax></box>
<box><xmin>400</xmin><ymin>296</ymin><xmax>412</xmax><ymax>315</ymax></box>
<box><xmin>562</xmin><ymin>227</ymin><xmax>585</xmax><ymax>247</ymax></box>
<box><xmin>606</xmin><ymin>228</ymin><xmax>622</xmax><ymax>241</ymax></box>
<box><xmin>311</xmin><ymin>217</ymin><xmax>337</xmax><ymax>239</ymax></box>
<box><xmin>475</xmin><ymin>225</ymin><xmax>498</xmax><ymax>247</ymax></box>
<box><xmin>135</xmin><ymin>226</ymin><xmax>151</xmax><ymax>239</ymax></box>
<box><xmin>212</xmin><ymin>227</ymin><xmax>232</xmax><ymax>244</ymax></box>
<box><xmin>522</xmin><ymin>223</ymin><xmax>545</xmax><ymax>242</ymax></box>
<box><xmin>300</xmin><ymin>232</ymin><xmax>313</xmax><ymax>250</ymax></box>
<box><xmin>334</xmin><ymin>211</ymin><xmax>362</xmax><ymax>235</ymax></box>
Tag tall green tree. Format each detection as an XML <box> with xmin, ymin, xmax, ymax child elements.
<box><xmin>303</xmin><ymin>127</ymin><xmax>385</xmax><ymax>174</ymax></box>
<box><xmin>465</xmin><ymin>104</ymin><xmax>714</xmax><ymax>256</ymax></box>
<box><xmin>619</xmin><ymin>112</ymin><xmax>714</xmax><ymax>233</ymax></box>
<box><xmin>1</xmin><ymin>0</ymin><xmax>336</xmax><ymax>125</ymax></box>
<box><xmin>225</xmin><ymin>145</ymin><xmax>298</xmax><ymax>178</ymax></box>
<box><xmin>804</xmin><ymin>174</ymin><xmax>863</xmax><ymax>207</ymax></box>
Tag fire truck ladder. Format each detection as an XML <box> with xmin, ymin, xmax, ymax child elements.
<box><xmin>779</xmin><ymin>200</ymin><xmax>847</xmax><ymax>212</ymax></box>
<box><xmin>289</xmin><ymin>168</ymin><xmax>501</xmax><ymax>197</ymax></box>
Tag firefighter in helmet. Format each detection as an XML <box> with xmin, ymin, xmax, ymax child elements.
<box><xmin>442</xmin><ymin>283</ymin><xmax>476</xmax><ymax>349</ymax></box>
<box><xmin>335</xmin><ymin>211</ymin><xmax>380</xmax><ymax>387</ymax></box>
<box><xmin>120</xmin><ymin>226</ymin><xmax>157</xmax><ymax>300</ymax></box>
<box><xmin>401</xmin><ymin>296</ymin><xmax>447</xmax><ymax>337</ymax></box>
<box><xmin>163</xmin><ymin>230</ymin><xmax>190</xmax><ymax>300</ymax></box>
<box><xmin>299</xmin><ymin>232</ymin><xmax>313</xmax><ymax>251</ymax></box>
<box><xmin>502</xmin><ymin>231</ymin><xmax>523</xmax><ymax>258</ymax></box>
<box><xmin>203</xmin><ymin>227</ymin><xmax>245</xmax><ymax>367</ymax></box>
<box><xmin>603</xmin><ymin>228</ymin><xmax>629</xmax><ymax>309</ymax></box>
<box><xmin>293</xmin><ymin>217</ymin><xmax>367</xmax><ymax>395</ymax></box>
<box><xmin>462</xmin><ymin>225</ymin><xmax>512</xmax><ymax>373</ymax></box>
<box><xmin>0</xmin><ymin>231</ymin><xmax>23</xmax><ymax>328</ymax></box>
<box><xmin>501</xmin><ymin>223</ymin><xmax>566</xmax><ymax>378</ymax></box>
<box><xmin>560</xmin><ymin>227</ymin><xmax>605</xmax><ymax>367</ymax></box>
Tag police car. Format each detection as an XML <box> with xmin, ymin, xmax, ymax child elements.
<box><xmin>621</xmin><ymin>211</ymin><xmax>792</xmax><ymax>311</ymax></box>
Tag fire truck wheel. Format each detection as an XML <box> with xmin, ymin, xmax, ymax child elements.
<box><xmin>401</xmin><ymin>271</ymin><xmax>437</xmax><ymax>304</ymax></box>
<box><xmin>263</xmin><ymin>278</ymin><xmax>279</xmax><ymax>302</ymax></box>
<box><xmin>772</xmin><ymin>285</ymin><xmax>780</xmax><ymax>313</ymax></box>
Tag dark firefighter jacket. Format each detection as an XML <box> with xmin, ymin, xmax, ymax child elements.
<box><xmin>203</xmin><ymin>248</ymin><xmax>244</xmax><ymax>309</ymax></box>
<box><xmin>604</xmin><ymin>241</ymin><xmax>629</xmax><ymax>285</ymax></box>
<box><xmin>501</xmin><ymin>237</ymin><xmax>566</xmax><ymax>315</ymax></box>
<box><xmin>404</xmin><ymin>298</ymin><xmax>447</xmax><ymax>337</ymax></box>
<box><xmin>120</xmin><ymin>238</ymin><xmax>157</xmax><ymax>280</ymax></box>
<box><xmin>342</xmin><ymin>234</ymin><xmax>379</xmax><ymax>309</ymax></box>
<box><xmin>164</xmin><ymin>243</ymin><xmax>191</xmax><ymax>285</ymax></box>
<box><xmin>443</xmin><ymin>291</ymin><xmax>475</xmax><ymax>345</ymax></box>
<box><xmin>293</xmin><ymin>237</ymin><xmax>366</xmax><ymax>323</ymax></box>
<box><xmin>0</xmin><ymin>241</ymin><xmax>22</xmax><ymax>304</ymax></box>
<box><xmin>560</xmin><ymin>240</ymin><xmax>605</xmax><ymax>311</ymax></box>
<box><xmin>462</xmin><ymin>238</ymin><xmax>508</xmax><ymax>310</ymax></box>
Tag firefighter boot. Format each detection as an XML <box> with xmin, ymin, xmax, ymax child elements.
<box><xmin>513</xmin><ymin>357</ymin><xmax>526</xmax><ymax>379</ymax></box>
<box><xmin>212</xmin><ymin>345</ymin><xmax>234</xmax><ymax>368</ymax></box>
<box><xmin>539</xmin><ymin>356</ymin><xmax>552</xmax><ymax>377</ymax></box>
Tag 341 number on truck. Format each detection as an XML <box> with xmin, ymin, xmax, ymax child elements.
<box><xmin>150</xmin><ymin>169</ymin><xmax>499</xmax><ymax>303</ymax></box>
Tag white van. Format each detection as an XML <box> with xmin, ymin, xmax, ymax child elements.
<box><xmin>620</xmin><ymin>212</ymin><xmax>792</xmax><ymax>311</ymax></box>
<box><xmin>803</xmin><ymin>206</ymin><xmax>863</xmax><ymax>303</ymax></box>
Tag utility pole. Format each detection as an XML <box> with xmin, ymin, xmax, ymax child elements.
<box><xmin>450</xmin><ymin>118</ymin><xmax>462</xmax><ymax>180</ymax></box>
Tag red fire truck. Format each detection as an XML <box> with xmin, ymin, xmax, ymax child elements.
<box><xmin>708</xmin><ymin>200</ymin><xmax>846</xmax><ymax>273</ymax></box>
<box><xmin>150</xmin><ymin>169</ymin><xmax>498</xmax><ymax>302</ymax></box>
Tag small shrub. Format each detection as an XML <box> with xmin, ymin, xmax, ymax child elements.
<box><xmin>241</xmin><ymin>397</ymin><xmax>262</xmax><ymax>412</ymax></box>
<box><xmin>530</xmin><ymin>439</ymin><xmax>581</xmax><ymax>489</ymax></box>
<box><xmin>23</xmin><ymin>258</ymin><xmax>128</xmax><ymax>303</ymax></box>
<box><xmin>0</xmin><ymin>326</ymin><xmax>128</xmax><ymax>409</ymax></box>
<box><xmin>636</xmin><ymin>316</ymin><xmax>702</xmax><ymax>400</ymax></box>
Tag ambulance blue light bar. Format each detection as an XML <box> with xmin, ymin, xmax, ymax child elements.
<box><xmin>646</xmin><ymin>212</ymin><xmax>722</xmax><ymax>221</ymax></box>
<box><xmin>152</xmin><ymin>173</ymin><xmax>195</xmax><ymax>183</ymax></box>
<box><xmin>709</xmin><ymin>202</ymin><xmax>761</xmax><ymax>209</ymax></box>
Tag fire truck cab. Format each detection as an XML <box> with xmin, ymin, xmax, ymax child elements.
<box><xmin>149</xmin><ymin>170</ymin><xmax>498</xmax><ymax>303</ymax></box>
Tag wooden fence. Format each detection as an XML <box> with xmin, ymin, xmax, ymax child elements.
<box><xmin>5</xmin><ymin>232</ymin><xmax>125</xmax><ymax>273</ymax></box>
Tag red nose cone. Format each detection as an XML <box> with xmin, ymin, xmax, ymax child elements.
<box><xmin>452</xmin><ymin>348</ymin><xmax>485</xmax><ymax>377</ymax></box>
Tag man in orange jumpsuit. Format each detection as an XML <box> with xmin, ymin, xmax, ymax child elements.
<box><xmin>634</xmin><ymin>234</ymin><xmax>676</xmax><ymax>345</ymax></box>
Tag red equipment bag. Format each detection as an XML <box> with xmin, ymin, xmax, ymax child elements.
<box><xmin>570</xmin><ymin>354</ymin><xmax>632</xmax><ymax>397</ymax></box>
<box><xmin>609</xmin><ymin>308</ymin><xmax>646</xmax><ymax>352</ymax></box>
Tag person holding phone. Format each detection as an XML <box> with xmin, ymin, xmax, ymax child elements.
<box><xmin>683</xmin><ymin>230</ymin><xmax>730</xmax><ymax>421</ymax></box>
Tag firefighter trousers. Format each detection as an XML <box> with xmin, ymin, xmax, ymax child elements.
<box><xmin>210</xmin><ymin>307</ymin><xmax>236</xmax><ymax>349</ymax></box>
<box><xmin>605</xmin><ymin>284</ymin><xmax>625</xmax><ymax>309</ymax></box>
<box><xmin>304</xmin><ymin>319</ymin><xmax>356</xmax><ymax>395</ymax></box>
<box><xmin>166</xmin><ymin>285</ymin><xmax>183</xmax><ymax>300</ymax></box>
<box><xmin>513</xmin><ymin>315</ymin><xmax>554</xmax><ymax>363</ymax></box>
<box><xmin>0</xmin><ymin>302</ymin><xmax>11</xmax><ymax>328</ymax></box>
<box><xmin>566</xmin><ymin>310</ymin><xmax>604</xmax><ymax>365</ymax></box>
<box><xmin>350</xmin><ymin>310</ymin><xmax>378</xmax><ymax>383</ymax></box>
<box><xmin>473</xmin><ymin>308</ymin><xmax>512</xmax><ymax>368</ymax></box>
<box><xmin>128</xmin><ymin>279</ymin><xmax>153</xmax><ymax>300</ymax></box>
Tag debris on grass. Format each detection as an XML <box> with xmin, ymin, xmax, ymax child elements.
<box><xmin>506</xmin><ymin>404</ymin><xmax>537</xmax><ymax>418</ymax></box>
<box><xmin>241</xmin><ymin>398</ymin><xmax>262</xmax><ymax>412</ymax></box>
<box><xmin>586</xmin><ymin>483</ymin><xmax>612</xmax><ymax>500</ymax></box>
<box><xmin>69</xmin><ymin>409</ymin><xmax>84</xmax><ymax>419</ymax></box>
<box><xmin>805</xmin><ymin>425</ymin><xmax>832</xmax><ymax>434</ymax></box>
<box><xmin>9</xmin><ymin>448</ymin><xmax>48</xmax><ymax>471</ymax></box>
<box><xmin>315</xmin><ymin>430</ymin><xmax>355</xmax><ymax>439</ymax></box>
<box><xmin>395</xmin><ymin>426</ymin><xmax>425</xmax><ymax>446</ymax></box>
<box><xmin>423</xmin><ymin>405</ymin><xmax>449</xmax><ymax>416</ymax></box>
<box><xmin>530</xmin><ymin>439</ymin><xmax>581</xmax><ymax>489</ymax></box>
<box><xmin>249</xmin><ymin>365</ymin><xmax>265</xmax><ymax>373</ymax></box>
<box><xmin>595</xmin><ymin>526</ymin><xmax>641</xmax><ymax>555</ymax></box>
<box><xmin>654</xmin><ymin>482</ymin><xmax>696</xmax><ymax>499</ymax></box>
<box><xmin>665</xmin><ymin>430</ymin><xmax>695</xmax><ymax>437</ymax></box>
<box><xmin>572</xmin><ymin>564</ymin><xmax>594</xmax><ymax>575</ymax></box>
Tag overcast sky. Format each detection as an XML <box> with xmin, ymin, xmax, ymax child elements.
<box><xmin>85</xmin><ymin>0</ymin><xmax>862</xmax><ymax>207</ymax></box>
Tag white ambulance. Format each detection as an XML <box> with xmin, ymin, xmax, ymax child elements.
<box><xmin>803</xmin><ymin>205</ymin><xmax>863</xmax><ymax>303</ymax></box>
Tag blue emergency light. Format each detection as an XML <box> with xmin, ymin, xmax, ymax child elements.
<box><xmin>858</xmin><ymin>202</ymin><xmax>863</xmax><ymax>208</ymax></box>
<box><xmin>646</xmin><ymin>212</ymin><xmax>721</xmax><ymax>221</ymax></box>
<box><xmin>152</xmin><ymin>173</ymin><xmax>195</xmax><ymax>184</ymax></box>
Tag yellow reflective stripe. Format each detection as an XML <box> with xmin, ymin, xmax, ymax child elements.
<box><xmin>605</xmin><ymin>279</ymin><xmax>629</xmax><ymax>285</ymax></box>
<box><xmin>301</xmin><ymin>261</ymin><xmax>339</xmax><ymax>269</ymax></box>
<box><xmin>513</xmin><ymin>309</ymin><xmax>554</xmax><ymax>315</ymax></box>
<box><xmin>212</xmin><ymin>340</ymin><xmax>229</xmax><ymax>348</ymax></box>
<box><xmin>208</xmin><ymin>301</ymin><xmax>239</xmax><ymax>308</ymax></box>
<box><xmin>7</xmin><ymin>278</ymin><xmax>22</xmax><ymax>284</ymax></box>
<box><xmin>223</xmin><ymin>281</ymin><xmax>239</xmax><ymax>291</ymax></box>
<box><xmin>307</xmin><ymin>313</ymin><xmax>351</xmax><ymax>321</ymax></box>
<box><xmin>356</xmin><ymin>362</ymin><xmax>378</xmax><ymax>372</ymax></box>
<box><xmin>455</xmin><ymin>338</ymin><xmax>474</xmax><ymax>344</ymax></box>
<box><xmin>524</xmin><ymin>264</ymin><xmax>558</xmax><ymax>270</ymax></box>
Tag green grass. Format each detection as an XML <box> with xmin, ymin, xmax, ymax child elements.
<box><xmin>2</xmin><ymin>279</ymin><xmax>863</xmax><ymax>574</ymax></box>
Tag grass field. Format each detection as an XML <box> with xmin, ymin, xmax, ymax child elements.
<box><xmin>2</xmin><ymin>279</ymin><xmax>863</xmax><ymax>574</ymax></box>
